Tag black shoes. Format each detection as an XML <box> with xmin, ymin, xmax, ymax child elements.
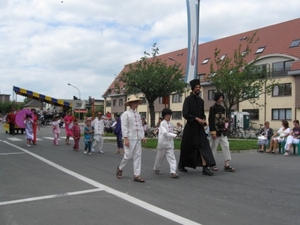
<box><xmin>202</xmin><ymin>167</ymin><xmax>214</xmax><ymax>176</ymax></box>
<box><xmin>178</xmin><ymin>167</ymin><xmax>188</xmax><ymax>172</ymax></box>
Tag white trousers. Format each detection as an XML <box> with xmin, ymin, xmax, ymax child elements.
<box><xmin>210</xmin><ymin>134</ymin><xmax>231</xmax><ymax>161</ymax></box>
<box><xmin>284</xmin><ymin>135</ymin><xmax>300</xmax><ymax>150</ymax></box>
<box><xmin>119</xmin><ymin>139</ymin><xmax>142</xmax><ymax>176</ymax></box>
<box><xmin>153</xmin><ymin>148</ymin><xmax>177</xmax><ymax>174</ymax></box>
<box><xmin>92</xmin><ymin>134</ymin><xmax>104</xmax><ymax>151</ymax></box>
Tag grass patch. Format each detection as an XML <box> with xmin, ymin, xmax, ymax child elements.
<box><xmin>107</xmin><ymin>137</ymin><xmax>258</xmax><ymax>150</ymax></box>
<box><xmin>141</xmin><ymin>138</ymin><xmax>257</xmax><ymax>150</ymax></box>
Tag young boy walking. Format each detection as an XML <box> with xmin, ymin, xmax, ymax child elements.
<box><xmin>72</xmin><ymin>118</ymin><xmax>81</xmax><ymax>151</ymax></box>
<box><xmin>153</xmin><ymin>108</ymin><xmax>179</xmax><ymax>178</ymax></box>
<box><xmin>84</xmin><ymin>118</ymin><xmax>94</xmax><ymax>155</ymax></box>
<box><xmin>116</xmin><ymin>96</ymin><xmax>146</xmax><ymax>182</ymax></box>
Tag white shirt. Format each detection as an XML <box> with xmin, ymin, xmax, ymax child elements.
<box><xmin>121</xmin><ymin>108</ymin><xmax>144</xmax><ymax>140</ymax></box>
<box><xmin>157</xmin><ymin>120</ymin><xmax>177</xmax><ymax>149</ymax></box>
<box><xmin>92</xmin><ymin>118</ymin><xmax>105</xmax><ymax>135</ymax></box>
<box><xmin>277</xmin><ymin>127</ymin><xmax>290</xmax><ymax>138</ymax></box>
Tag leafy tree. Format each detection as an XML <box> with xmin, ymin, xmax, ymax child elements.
<box><xmin>118</xmin><ymin>43</ymin><xmax>186</xmax><ymax>127</ymax></box>
<box><xmin>209</xmin><ymin>32</ymin><xmax>277</xmax><ymax>118</ymax></box>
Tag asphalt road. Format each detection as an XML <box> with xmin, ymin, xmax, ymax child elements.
<box><xmin>0</xmin><ymin>125</ymin><xmax>299</xmax><ymax>225</ymax></box>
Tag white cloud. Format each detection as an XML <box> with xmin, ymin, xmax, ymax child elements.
<box><xmin>0</xmin><ymin>0</ymin><xmax>299</xmax><ymax>103</ymax></box>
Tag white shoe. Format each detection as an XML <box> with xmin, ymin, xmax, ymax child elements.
<box><xmin>27</xmin><ymin>144</ymin><xmax>30</xmax><ymax>147</ymax></box>
<box><xmin>284</xmin><ymin>152</ymin><xmax>290</xmax><ymax>156</ymax></box>
<box><xmin>88</xmin><ymin>153</ymin><xmax>91</xmax><ymax>155</ymax></box>
<box><xmin>91</xmin><ymin>148</ymin><xmax>95</xmax><ymax>152</ymax></box>
<box><xmin>99</xmin><ymin>150</ymin><xmax>104</xmax><ymax>154</ymax></box>
<box><xmin>84</xmin><ymin>151</ymin><xmax>87</xmax><ymax>154</ymax></box>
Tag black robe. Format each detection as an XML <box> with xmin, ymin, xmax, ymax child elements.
<box><xmin>179</xmin><ymin>93</ymin><xmax>216</xmax><ymax>169</ymax></box>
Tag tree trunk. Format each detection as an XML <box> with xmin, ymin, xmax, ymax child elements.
<box><xmin>148</xmin><ymin>101</ymin><xmax>155</xmax><ymax>127</ymax></box>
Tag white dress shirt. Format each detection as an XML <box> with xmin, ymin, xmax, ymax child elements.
<box><xmin>92</xmin><ymin>118</ymin><xmax>105</xmax><ymax>135</ymax></box>
<box><xmin>157</xmin><ymin>120</ymin><xmax>177</xmax><ymax>149</ymax></box>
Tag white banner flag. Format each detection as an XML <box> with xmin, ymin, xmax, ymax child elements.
<box><xmin>185</xmin><ymin>0</ymin><xmax>200</xmax><ymax>83</ymax></box>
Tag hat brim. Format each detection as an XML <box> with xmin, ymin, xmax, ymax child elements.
<box><xmin>124</xmin><ymin>99</ymin><xmax>143</xmax><ymax>106</ymax></box>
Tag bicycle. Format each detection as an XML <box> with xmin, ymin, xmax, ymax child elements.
<box><xmin>244</xmin><ymin>122</ymin><xmax>263</xmax><ymax>139</ymax></box>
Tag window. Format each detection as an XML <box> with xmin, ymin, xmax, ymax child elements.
<box><xmin>272</xmin><ymin>60</ymin><xmax>293</xmax><ymax>77</ymax></box>
<box><xmin>272</xmin><ymin>109</ymin><xmax>292</xmax><ymax>120</ymax></box>
<box><xmin>118</xmin><ymin>99</ymin><xmax>123</xmax><ymax>106</ymax></box>
<box><xmin>158</xmin><ymin>97</ymin><xmax>163</xmax><ymax>104</ymax></box>
<box><xmin>255</xmin><ymin>46</ymin><xmax>265</xmax><ymax>54</ymax></box>
<box><xmin>220</xmin><ymin>54</ymin><xmax>227</xmax><ymax>61</ymax></box>
<box><xmin>208</xmin><ymin>90</ymin><xmax>215</xmax><ymax>100</ymax></box>
<box><xmin>242</xmin><ymin>109</ymin><xmax>259</xmax><ymax>120</ymax></box>
<box><xmin>172</xmin><ymin>93</ymin><xmax>182</xmax><ymax>103</ymax></box>
<box><xmin>202</xmin><ymin>58</ymin><xmax>210</xmax><ymax>64</ymax></box>
<box><xmin>141</xmin><ymin>97</ymin><xmax>147</xmax><ymax>105</ymax></box>
<box><xmin>172</xmin><ymin>111</ymin><xmax>182</xmax><ymax>120</ymax></box>
<box><xmin>139</xmin><ymin>112</ymin><xmax>146</xmax><ymax>119</ymax></box>
<box><xmin>197</xmin><ymin>74</ymin><xmax>205</xmax><ymax>81</ymax></box>
<box><xmin>106</xmin><ymin>100</ymin><xmax>111</xmax><ymax>107</ymax></box>
<box><xmin>290</xmin><ymin>39</ymin><xmax>300</xmax><ymax>48</ymax></box>
<box><xmin>113</xmin><ymin>99</ymin><xmax>117</xmax><ymax>106</ymax></box>
<box><xmin>272</xmin><ymin>83</ymin><xmax>291</xmax><ymax>96</ymax></box>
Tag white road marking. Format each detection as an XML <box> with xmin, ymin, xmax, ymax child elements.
<box><xmin>1</xmin><ymin>141</ymin><xmax>202</xmax><ymax>225</ymax></box>
<box><xmin>0</xmin><ymin>152</ymin><xmax>25</xmax><ymax>156</ymax></box>
<box><xmin>7</xmin><ymin>137</ymin><xmax>23</xmax><ymax>141</ymax></box>
<box><xmin>0</xmin><ymin>188</ymin><xmax>102</xmax><ymax>206</ymax></box>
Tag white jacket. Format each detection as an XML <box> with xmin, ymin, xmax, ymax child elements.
<box><xmin>121</xmin><ymin>109</ymin><xmax>144</xmax><ymax>140</ymax></box>
<box><xmin>92</xmin><ymin>118</ymin><xmax>105</xmax><ymax>135</ymax></box>
<box><xmin>157</xmin><ymin>120</ymin><xmax>177</xmax><ymax>149</ymax></box>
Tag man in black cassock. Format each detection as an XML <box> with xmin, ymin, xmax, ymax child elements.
<box><xmin>178</xmin><ymin>79</ymin><xmax>216</xmax><ymax>176</ymax></box>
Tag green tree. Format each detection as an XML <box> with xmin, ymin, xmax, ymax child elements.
<box><xmin>209</xmin><ymin>32</ymin><xmax>276</xmax><ymax>118</ymax></box>
<box><xmin>118</xmin><ymin>43</ymin><xmax>186</xmax><ymax>127</ymax></box>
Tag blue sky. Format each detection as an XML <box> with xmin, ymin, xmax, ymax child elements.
<box><xmin>1</xmin><ymin>0</ymin><xmax>300</xmax><ymax>102</ymax></box>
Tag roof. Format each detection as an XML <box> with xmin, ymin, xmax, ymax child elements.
<box><xmin>23</xmin><ymin>99</ymin><xmax>43</xmax><ymax>107</ymax></box>
<box><xmin>103</xmin><ymin>18</ymin><xmax>300</xmax><ymax>97</ymax></box>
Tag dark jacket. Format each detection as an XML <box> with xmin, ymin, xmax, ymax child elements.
<box><xmin>179</xmin><ymin>93</ymin><xmax>216</xmax><ymax>169</ymax></box>
<box><xmin>208</xmin><ymin>103</ymin><xmax>227</xmax><ymax>137</ymax></box>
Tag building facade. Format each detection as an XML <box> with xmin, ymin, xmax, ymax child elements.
<box><xmin>102</xmin><ymin>18</ymin><xmax>300</xmax><ymax>130</ymax></box>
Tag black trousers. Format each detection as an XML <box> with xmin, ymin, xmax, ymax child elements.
<box><xmin>9</xmin><ymin>123</ymin><xmax>15</xmax><ymax>135</ymax></box>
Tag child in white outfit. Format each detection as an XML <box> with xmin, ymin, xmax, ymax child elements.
<box><xmin>153</xmin><ymin>108</ymin><xmax>179</xmax><ymax>178</ymax></box>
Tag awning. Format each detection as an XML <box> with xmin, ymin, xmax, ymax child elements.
<box><xmin>74</xmin><ymin>109</ymin><xmax>88</xmax><ymax>113</ymax></box>
<box><xmin>13</xmin><ymin>86</ymin><xmax>72</xmax><ymax>108</ymax></box>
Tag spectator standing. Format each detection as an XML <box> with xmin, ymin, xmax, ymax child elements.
<box><xmin>7</xmin><ymin>110</ymin><xmax>16</xmax><ymax>135</ymax></box>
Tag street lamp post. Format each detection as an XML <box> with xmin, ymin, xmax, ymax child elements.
<box><xmin>67</xmin><ymin>83</ymin><xmax>81</xmax><ymax>100</ymax></box>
